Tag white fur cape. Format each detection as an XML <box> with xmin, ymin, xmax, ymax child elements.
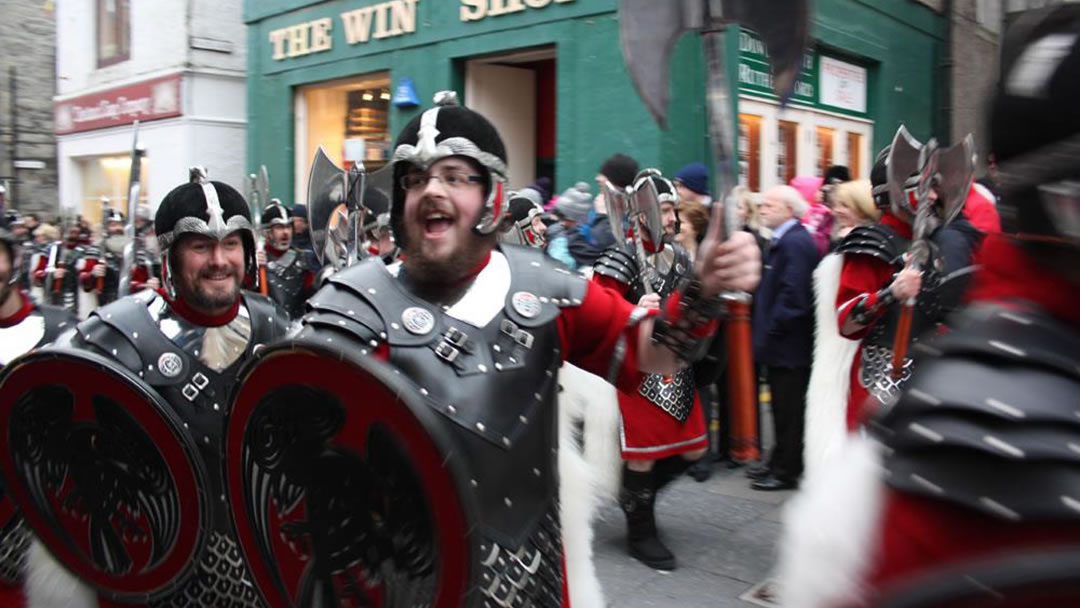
<box><xmin>777</xmin><ymin>435</ymin><xmax>885</xmax><ymax>608</ymax></box>
<box><xmin>803</xmin><ymin>253</ymin><xmax>859</xmax><ymax>483</ymax></box>
<box><xmin>24</xmin><ymin>362</ymin><xmax>623</xmax><ymax>608</ymax></box>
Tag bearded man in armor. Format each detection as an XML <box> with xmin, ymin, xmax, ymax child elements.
<box><xmin>18</xmin><ymin>171</ymin><xmax>290</xmax><ymax>607</ymax></box>
<box><xmin>830</xmin><ymin>131</ymin><xmax>982</xmax><ymax>432</ymax></box>
<box><xmin>76</xmin><ymin>209</ymin><xmax>127</xmax><ymax>309</ymax></box>
<box><xmin>592</xmin><ymin>172</ymin><xmax>713</xmax><ymax>571</ymax></box>
<box><xmin>780</xmin><ymin>7</ymin><xmax>1080</xmax><ymax>606</ymax></box>
<box><xmin>256</xmin><ymin>200</ymin><xmax>315</xmax><ymax>319</ymax></box>
<box><xmin>0</xmin><ymin>214</ymin><xmax>75</xmax><ymax>606</ymax></box>
<box><xmin>246</xmin><ymin>92</ymin><xmax>760</xmax><ymax>607</ymax></box>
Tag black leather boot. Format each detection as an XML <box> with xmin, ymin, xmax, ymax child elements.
<box><xmin>620</xmin><ymin>468</ymin><xmax>676</xmax><ymax>571</ymax></box>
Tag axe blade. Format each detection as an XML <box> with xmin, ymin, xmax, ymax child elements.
<box><xmin>618</xmin><ymin>0</ymin><xmax>812</xmax><ymax>127</ymax></box>
<box><xmin>886</xmin><ymin>125</ymin><xmax>924</xmax><ymax>217</ymax></box>
<box><xmin>935</xmin><ymin>134</ymin><xmax>976</xmax><ymax>226</ymax></box>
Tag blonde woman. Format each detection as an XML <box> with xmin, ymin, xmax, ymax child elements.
<box><xmin>830</xmin><ymin>179</ymin><xmax>879</xmax><ymax>243</ymax></box>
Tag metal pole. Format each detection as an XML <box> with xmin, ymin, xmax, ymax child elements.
<box><xmin>8</xmin><ymin>67</ymin><xmax>16</xmax><ymax>208</ymax></box>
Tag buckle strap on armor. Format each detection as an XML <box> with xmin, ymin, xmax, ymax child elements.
<box><xmin>651</xmin><ymin>278</ymin><xmax>722</xmax><ymax>363</ymax></box>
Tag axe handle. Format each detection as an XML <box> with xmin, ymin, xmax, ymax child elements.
<box><xmin>96</xmin><ymin>274</ymin><xmax>104</xmax><ymax>294</ymax></box>
<box><xmin>723</xmin><ymin>293</ymin><xmax>760</xmax><ymax>462</ymax></box>
<box><xmin>891</xmin><ymin>300</ymin><xmax>915</xmax><ymax>379</ymax></box>
<box><xmin>259</xmin><ymin>266</ymin><xmax>269</xmax><ymax>296</ymax></box>
<box><xmin>52</xmin><ymin>263</ymin><xmax>63</xmax><ymax>294</ymax></box>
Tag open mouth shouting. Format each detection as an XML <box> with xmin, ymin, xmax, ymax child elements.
<box><xmin>423</xmin><ymin>210</ymin><xmax>456</xmax><ymax>239</ymax></box>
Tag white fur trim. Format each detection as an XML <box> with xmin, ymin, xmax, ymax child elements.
<box><xmin>25</xmin><ymin>540</ymin><xmax>98</xmax><ymax>608</ymax></box>
<box><xmin>777</xmin><ymin>436</ymin><xmax>885</xmax><ymax>608</ymax></box>
<box><xmin>558</xmin><ymin>363</ymin><xmax>622</xmax><ymax>607</ymax></box>
<box><xmin>803</xmin><ymin>253</ymin><xmax>859</xmax><ymax>482</ymax></box>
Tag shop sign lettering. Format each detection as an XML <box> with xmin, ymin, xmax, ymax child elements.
<box><xmin>269</xmin><ymin>0</ymin><xmax>419</xmax><ymax>61</ymax></box>
<box><xmin>460</xmin><ymin>0</ymin><xmax>575</xmax><ymax>22</ymax></box>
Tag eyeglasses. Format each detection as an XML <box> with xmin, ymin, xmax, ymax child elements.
<box><xmin>401</xmin><ymin>171</ymin><xmax>485</xmax><ymax>192</ymax></box>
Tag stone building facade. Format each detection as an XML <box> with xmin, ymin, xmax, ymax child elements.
<box><xmin>0</xmin><ymin>1</ymin><xmax>58</xmax><ymax>217</ymax></box>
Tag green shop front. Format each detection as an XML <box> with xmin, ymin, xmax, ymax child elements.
<box><xmin>244</xmin><ymin>0</ymin><xmax>946</xmax><ymax>204</ymax></box>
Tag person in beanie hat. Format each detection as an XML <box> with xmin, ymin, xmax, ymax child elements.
<box><xmin>21</xmin><ymin>169</ymin><xmax>290</xmax><ymax>607</ymax></box>
<box><xmin>673</xmin><ymin>162</ymin><xmax>712</xmax><ymax>207</ymax></box>
<box><xmin>598</xmin><ymin>153</ymin><xmax>640</xmax><ymax>190</ymax></box>
<box><xmin>268</xmin><ymin>91</ymin><xmax>762</xmax><ymax>606</ymax></box>
<box><xmin>780</xmin><ymin>7</ymin><xmax>1080</xmax><ymax>606</ymax></box>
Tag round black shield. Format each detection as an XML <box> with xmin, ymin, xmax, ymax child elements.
<box><xmin>226</xmin><ymin>338</ymin><xmax>480</xmax><ymax>608</ymax></box>
<box><xmin>0</xmin><ymin>348</ymin><xmax>210</xmax><ymax>601</ymax></box>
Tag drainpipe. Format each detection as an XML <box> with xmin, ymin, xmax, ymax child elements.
<box><xmin>941</xmin><ymin>0</ymin><xmax>954</xmax><ymax>145</ymax></box>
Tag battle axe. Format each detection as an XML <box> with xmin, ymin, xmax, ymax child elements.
<box><xmin>618</xmin><ymin>0</ymin><xmax>811</xmax><ymax>461</ymax></box>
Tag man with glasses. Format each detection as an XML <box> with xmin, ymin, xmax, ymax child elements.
<box><xmin>277</xmin><ymin>91</ymin><xmax>762</xmax><ymax>606</ymax></box>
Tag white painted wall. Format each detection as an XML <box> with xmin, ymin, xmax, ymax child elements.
<box><xmin>465</xmin><ymin>63</ymin><xmax>536</xmax><ymax>190</ymax></box>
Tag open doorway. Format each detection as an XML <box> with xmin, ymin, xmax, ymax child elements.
<box><xmin>463</xmin><ymin>46</ymin><xmax>555</xmax><ymax>191</ymax></box>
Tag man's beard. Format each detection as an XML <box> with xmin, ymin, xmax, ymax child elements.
<box><xmin>183</xmin><ymin>269</ymin><xmax>242</xmax><ymax>313</ymax></box>
<box><xmin>104</xmin><ymin>234</ymin><xmax>127</xmax><ymax>255</ymax></box>
<box><xmin>402</xmin><ymin>230</ymin><xmax>495</xmax><ymax>289</ymax></box>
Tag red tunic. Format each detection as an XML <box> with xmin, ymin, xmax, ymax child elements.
<box><xmin>592</xmin><ymin>273</ymin><xmax>708</xmax><ymax>460</ymax></box>
<box><xmin>864</xmin><ymin>235</ymin><xmax>1080</xmax><ymax>604</ymax></box>
<box><xmin>835</xmin><ymin>214</ymin><xmax>912</xmax><ymax>429</ymax></box>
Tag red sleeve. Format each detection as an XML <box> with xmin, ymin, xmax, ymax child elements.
<box><xmin>835</xmin><ymin>254</ymin><xmax>893</xmax><ymax>340</ymax></box>
<box><xmin>556</xmin><ymin>280</ymin><xmax>651</xmax><ymax>394</ymax></box>
<box><xmin>592</xmin><ymin>272</ymin><xmax>630</xmax><ymax>296</ymax></box>
<box><xmin>130</xmin><ymin>266</ymin><xmax>150</xmax><ymax>292</ymax></box>
<box><xmin>79</xmin><ymin>258</ymin><xmax>97</xmax><ymax>290</ymax></box>
<box><xmin>962</xmin><ymin>183</ymin><xmax>1001</xmax><ymax>235</ymax></box>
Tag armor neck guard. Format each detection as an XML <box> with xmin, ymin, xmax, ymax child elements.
<box><xmin>151</xmin><ymin>294</ymin><xmax>252</xmax><ymax>372</ymax></box>
<box><xmin>0</xmin><ymin>290</ymin><xmax>32</xmax><ymax>327</ymax></box>
<box><xmin>165</xmin><ymin>292</ymin><xmax>241</xmax><ymax>327</ymax></box>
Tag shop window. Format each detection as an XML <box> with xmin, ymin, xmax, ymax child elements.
<box><xmin>777</xmin><ymin>120</ymin><xmax>798</xmax><ymax>185</ymax></box>
<box><xmin>300</xmin><ymin>73</ymin><xmax>392</xmax><ymax>176</ymax></box>
<box><xmin>97</xmin><ymin>0</ymin><xmax>130</xmax><ymax>68</ymax></box>
<box><xmin>739</xmin><ymin>114</ymin><xmax>762</xmax><ymax>192</ymax></box>
<box><xmin>816</xmin><ymin>126</ymin><xmax>835</xmax><ymax>177</ymax></box>
<box><xmin>847</xmin><ymin>132</ymin><xmax>863</xmax><ymax>179</ymax></box>
<box><xmin>79</xmin><ymin>155</ymin><xmax>149</xmax><ymax>228</ymax></box>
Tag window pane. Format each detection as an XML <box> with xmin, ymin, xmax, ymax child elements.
<box><xmin>739</xmin><ymin>113</ymin><xmax>762</xmax><ymax>192</ymax></box>
<box><xmin>816</xmin><ymin>126</ymin><xmax>835</xmax><ymax>177</ymax></box>
<box><xmin>302</xmin><ymin>74</ymin><xmax>392</xmax><ymax>180</ymax></box>
<box><xmin>847</xmin><ymin>132</ymin><xmax>863</xmax><ymax>179</ymax></box>
<box><xmin>777</xmin><ymin>120</ymin><xmax>798</xmax><ymax>185</ymax></box>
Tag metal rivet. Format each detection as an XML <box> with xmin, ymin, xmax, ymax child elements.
<box><xmin>533</xmin><ymin>468</ymin><xmax>541</xmax><ymax>476</ymax></box>
<box><xmin>369</xmin><ymin>340</ymin><xmax>379</xmax><ymax>348</ymax></box>
<box><xmin>476</xmin><ymin>422</ymin><xmax>486</xmax><ymax>432</ymax></box>
<box><xmin>367</xmin><ymin>288</ymin><xmax>377</xmax><ymax>295</ymax></box>
<box><xmin>539</xmin><ymin>296</ymin><xmax>550</xmax><ymax>303</ymax></box>
<box><xmin>132</xmin><ymin>331</ymin><xmax>139</xmax><ymax>339</ymax></box>
<box><xmin>213</xmin><ymin>403</ymin><xmax>220</xmax><ymax>411</ymax></box>
<box><xmin>519</xmin><ymin>415</ymin><xmax>528</xmax><ymax>424</ymax></box>
<box><xmin>502</xmin><ymin>437</ymin><xmax>511</xmax><ymax>447</ymax></box>
<box><xmin>478</xmin><ymin>364</ymin><xmax>488</xmax><ymax>373</ymax></box>
<box><xmin>183</xmin><ymin>422</ymin><xmax>189</xmax><ymax>429</ymax></box>
<box><xmin>530</xmin><ymin>261</ymin><xmax>541</xmax><ymax>267</ymax></box>
<box><xmin>448</xmin><ymin>405</ymin><xmax>456</xmax><ymax>414</ymax></box>
<box><xmin>509</xmin><ymin>357</ymin><xmax>517</xmax><ymax>364</ymax></box>
<box><xmin>338</xmin><ymin>320</ymin><xmax>346</xmax><ymax>326</ymax></box>
<box><xmin>391</xmin><ymin>322</ymin><xmax>401</xmax><ymax>330</ymax></box>
<box><xmin>493</xmin><ymin>344</ymin><xmax>502</xmax><ymax>353</ymax></box>
<box><xmin>494</xmin><ymin>363</ymin><xmax>503</xmax><ymax>371</ymax></box>
<box><xmin>420</xmin><ymin>388</ymin><xmax>429</xmax><ymax>396</ymax></box>
<box><xmin>347</xmin><ymin>309</ymin><xmax>356</xmax><ymax>316</ymax></box>
<box><xmin>111</xmin><ymin>349</ymin><xmax>118</xmax><ymax>355</ymax></box>
<box><xmin>194</xmin><ymin>349</ymin><xmax>200</xmax><ymax>356</ymax></box>
<box><xmin>379</xmin><ymin>332</ymin><xmax>387</xmax><ymax>340</ymax></box>
<box><xmin>534</xmin><ymin>393</ymin><xmax>542</xmax><ymax>400</ymax></box>
<box><xmin>361</xmin><ymin>349</ymin><xmax>369</xmax><ymax>355</ymax></box>
<box><xmin>470</xmin><ymin>479</ymin><xmax>478</xmax><ymax>487</ymax></box>
<box><xmin>147</xmin><ymin>364</ymin><xmax>153</xmax><ymax>370</ymax></box>
<box><xmin>504</xmin><ymin>497</ymin><xmax>513</xmax><ymax>507</ymax></box>
<box><xmin>326</xmin><ymin>338</ymin><xmax>333</xmax><ymax>343</ymax></box>
<box><xmin>221</xmin><ymin>494</ymin><xmax>226</xmax><ymax>502</ymax></box>
<box><xmin>204</xmin><ymin>436</ymin><xmax>211</xmax><ymax>444</ymax></box>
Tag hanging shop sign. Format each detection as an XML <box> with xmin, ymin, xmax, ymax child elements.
<box><xmin>54</xmin><ymin>73</ymin><xmax>182</xmax><ymax>135</ymax></box>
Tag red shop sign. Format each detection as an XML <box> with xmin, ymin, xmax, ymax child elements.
<box><xmin>54</xmin><ymin>73</ymin><xmax>182</xmax><ymax>135</ymax></box>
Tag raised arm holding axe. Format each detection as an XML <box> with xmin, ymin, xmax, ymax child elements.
<box><xmin>618</xmin><ymin>0</ymin><xmax>810</xmax><ymax>461</ymax></box>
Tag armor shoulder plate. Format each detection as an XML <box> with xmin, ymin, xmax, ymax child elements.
<box><xmin>75</xmin><ymin>297</ymin><xmax>151</xmax><ymax>374</ymax></box>
<box><xmin>873</xmin><ymin>303</ymin><xmax>1080</xmax><ymax>522</ymax></box>
<box><xmin>837</xmin><ymin>224</ymin><xmax>908</xmax><ymax>267</ymax></box>
<box><xmin>241</xmin><ymin>291</ymin><xmax>291</xmax><ymax>344</ymax></box>
<box><xmin>316</xmin><ymin>258</ymin><xmax>393</xmax><ymax>343</ymax></box>
<box><xmin>593</xmin><ymin>246</ymin><xmax>639</xmax><ymax>286</ymax></box>
<box><xmin>35</xmin><ymin>304</ymin><xmax>76</xmax><ymax>345</ymax></box>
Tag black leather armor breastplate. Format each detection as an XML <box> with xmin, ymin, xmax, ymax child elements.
<box><xmin>70</xmin><ymin>291</ymin><xmax>290</xmax><ymax>606</ymax></box>
<box><xmin>266</xmin><ymin>249</ymin><xmax>307</xmax><ymax>318</ymax></box>
<box><xmin>873</xmin><ymin>301</ymin><xmax>1080</xmax><ymax>522</ymax></box>
<box><xmin>625</xmin><ymin>243</ymin><xmax>696</xmax><ymax>422</ymax></box>
<box><xmin>302</xmin><ymin>247</ymin><xmax>586</xmax><ymax>549</ymax></box>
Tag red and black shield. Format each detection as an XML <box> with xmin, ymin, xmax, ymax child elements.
<box><xmin>227</xmin><ymin>338</ymin><xmax>480</xmax><ymax>608</ymax></box>
<box><xmin>0</xmin><ymin>348</ymin><xmax>209</xmax><ymax>601</ymax></box>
